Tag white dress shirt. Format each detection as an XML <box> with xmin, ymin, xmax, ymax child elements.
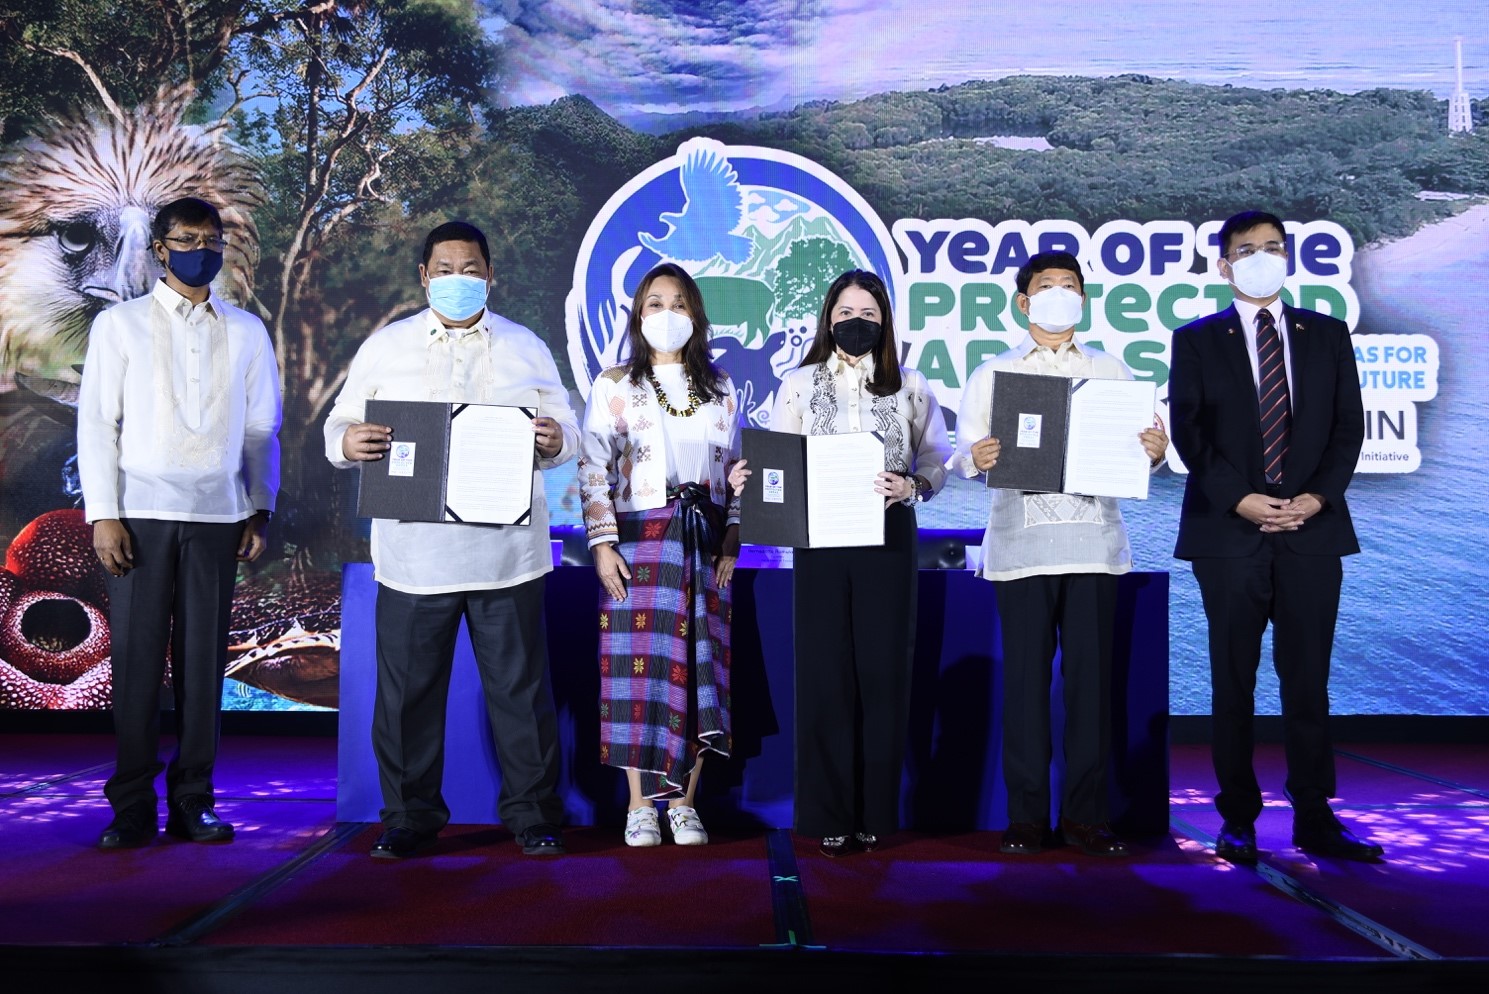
<box><xmin>949</xmin><ymin>336</ymin><xmax>1142</xmax><ymax>582</ymax></box>
<box><xmin>578</xmin><ymin>362</ymin><xmax>742</xmax><ymax>548</ymax></box>
<box><xmin>1233</xmin><ymin>297</ymin><xmax>1294</xmax><ymax>401</ymax></box>
<box><xmin>324</xmin><ymin>308</ymin><xmax>579</xmax><ymax>595</ymax></box>
<box><xmin>771</xmin><ymin>355</ymin><xmax>950</xmax><ymax>493</ymax></box>
<box><xmin>77</xmin><ymin>280</ymin><xmax>282</xmax><ymax>523</ymax></box>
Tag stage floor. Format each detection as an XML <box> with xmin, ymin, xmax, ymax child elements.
<box><xmin>2</xmin><ymin>733</ymin><xmax>1486</xmax><ymax>990</ymax></box>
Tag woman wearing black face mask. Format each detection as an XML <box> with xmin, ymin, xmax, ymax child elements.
<box><xmin>729</xmin><ymin>269</ymin><xmax>950</xmax><ymax>857</ymax></box>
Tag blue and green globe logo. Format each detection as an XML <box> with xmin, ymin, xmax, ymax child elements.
<box><xmin>567</xmin><ymin>138</ymin><xmax>899</xmax><ymax>426</ymax></box>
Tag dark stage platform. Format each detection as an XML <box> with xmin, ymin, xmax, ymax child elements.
<box><xmin>1</xmin><ymin>733</ymin><xmax>1486</xmax><ymax>992</ymax></box>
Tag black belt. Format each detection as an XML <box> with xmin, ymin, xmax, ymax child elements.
<box><xmin>667</xmin><ymin>482</ymin><xmax>723</xmax><ymax>556</ymax></box>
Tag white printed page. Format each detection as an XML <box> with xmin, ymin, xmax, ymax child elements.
<box><xmin>806</xmin><ymin>432</ymin><xmax>886</xmax><ymax>548</ymax></box>
<box><xmin>1062</xmin><ymin>378</ymin><xmax>1156</xmax><ymax>500</ymax></box>
<box><xmin>444</xmin><ymin>405</ymin><xmax>536</xmax><ymax>524</ymax></box>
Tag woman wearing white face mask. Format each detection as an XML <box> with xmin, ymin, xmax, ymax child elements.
<box><xmin>577</xmin><ymin>262</ymin><xmax>743</xmax><ymax>847</ymax></box>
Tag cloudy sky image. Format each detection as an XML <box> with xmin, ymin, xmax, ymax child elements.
<box><xmin>488</xmin><ymin>0</ymin><xmax>1487</xmax><ymax>127</ymax></box>
<box><xmin>491</xmin><ymin>0</ymin><xmax>834</xmax><ymax>118</ymax></box>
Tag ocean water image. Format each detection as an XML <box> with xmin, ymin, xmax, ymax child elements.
<box><xmin>501</xmin><ymin>1</ymin><xmax>1486</xmax><ymax>127</ymax></box>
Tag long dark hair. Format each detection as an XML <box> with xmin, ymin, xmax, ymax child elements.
<box><xmin>622</xmin><ymin>262</ymin><xmax>727</xmax><ymax>401</ymax></box>
<box><xmin>798</xmin><ymin>269</ymin><xmax>902</xmax><ymax>397</ymax></box>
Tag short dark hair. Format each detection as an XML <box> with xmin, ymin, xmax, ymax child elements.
<box><xmin>1015</xmin><ymin>251</ymin><xmax>1085</xmax><ymax>296</ymax></box>
<box><xmin>799</xmin><ymin>269</ymin><xmax>902</xmax><ymax>398</ymax></box>
<box><xmin>151</xmin><ymin>197</ymin><xmax>222</xmax><ymax>244</ymax></box>
<box><xmin>1218</xmin><ymin>210</ymin><xmax>1286</xmax><ymax>258</ymax></box>
<box><xmin>423</xmin><ymin>221</ymin><xmax>491</xmax><ymax>267</ymax></box>
<box><xmin>621</xmin><ymin>262</ymin><xmax>727</xmax><ymax>402</ymax></box>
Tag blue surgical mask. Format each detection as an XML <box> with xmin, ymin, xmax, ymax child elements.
<box><xmin>426</xmin><ymin>274</ymin><xmax>489</xmax><ymax>322</ymax></box>
<box><xmin>167</xmin><ymin>248</ymin><xmax>224</xmax><ymax>288</ymax></box>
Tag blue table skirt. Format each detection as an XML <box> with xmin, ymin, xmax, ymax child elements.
<box><xmin>337</xmin><ymin>564</ymin><xmax>1170</xmax><ymax>834</ymax></box>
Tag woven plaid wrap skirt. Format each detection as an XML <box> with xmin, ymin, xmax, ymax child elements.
<box><xmin>598</xmin><ymin>483</ymin><xmax>732</xmax><ymax>798</ymax></box>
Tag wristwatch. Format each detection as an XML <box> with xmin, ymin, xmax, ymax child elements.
<box><xmin>900</xmin><ymin>474</ymin><xmax>928</xmax><ymax>506</ymax></box>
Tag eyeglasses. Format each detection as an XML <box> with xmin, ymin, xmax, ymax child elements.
<box><xmin>1226</xmin><ymin>241</ymin><xmax>1287</xmax><ymax>260</ymax></box>
<box><xmin>162</xmin><ymin>234</ymin><xmax>228</xmax><ymax>251</ymax></box>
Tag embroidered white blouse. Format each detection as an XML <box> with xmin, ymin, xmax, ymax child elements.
<box><xmin>324</xmin><ymin>308</ymin><xmax>579</xmax><ymax>594</ymax></box>
<box><xmin>949</xmin><ymin>336</ymin><xmax>1144</xmax><ymax>582</ymax></box>
<box><xmin>77</xmin><ymin>280</ymin><xmax>282</xmax><ymax>524</ymax></box>
<box><xmin>770</xmin><ymin>355</ymin><xmax>950</xmax><ymax>494</ymax></box>
<box><xmin>578</xmin><ymin>363</ymin><xmax>742</xmax><ymax>548</ymax></box>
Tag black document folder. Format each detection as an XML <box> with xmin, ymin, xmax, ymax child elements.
<box><xmin>738</xmin><ymin>429</ymin><xmax>884</xmax><ymax>548</ymax></box>
<box><xmin>739</xmin><ymin>429</ymin><xmax>810</xmax><ymax>548</ymax></box>
<box><xmin>356</xmin><ymin>399</ymin><xmax>535</xmax><ymax>524</ymax></box>
<box><xmin>983</xmin><ymin>372</ymin><xmax>1071</xmax><ymax>494</ymax></box>
<box><xmin>982</xmin><ymin>372</ymin><xmax>1156</xmax><ymax>498</ymax></box>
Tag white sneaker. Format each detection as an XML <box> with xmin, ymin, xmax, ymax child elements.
<box><xmin>666</xmin><ymin>805</ymin><xmax>709</xmax><ymax>846</ymax></box>
<box><xmin>624</xmin><ymin>806</ymin><xmax>662</xmax><ymax>847</ymax></box>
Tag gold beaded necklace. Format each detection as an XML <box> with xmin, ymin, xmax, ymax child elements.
<box><xmin>646</xmin><ymin>367</ymin><xmax>703</xmax><ymax>417</ymax></box>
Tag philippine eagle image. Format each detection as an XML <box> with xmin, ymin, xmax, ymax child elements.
<box><xmin>0</xmin><ymin>87</ymin><xmax>266</xmax><ymax>387</ymax></box>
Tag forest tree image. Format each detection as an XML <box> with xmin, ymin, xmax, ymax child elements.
<box><xmin>0</xmin><ymin>0</ymin><xmax>503</xmax><ymax>709</ymax></box>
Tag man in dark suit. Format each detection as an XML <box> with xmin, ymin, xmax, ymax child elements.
<box><xmin>1170</xmin><ymin>210</ymin><xmax>1382</xmax><ymax>862</ymax></box>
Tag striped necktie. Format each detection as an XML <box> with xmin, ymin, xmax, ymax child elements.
<box><xmin>1255</xmin><ymin>309</ymin><xmax>1291</xmax><ymax>485</ymax></box>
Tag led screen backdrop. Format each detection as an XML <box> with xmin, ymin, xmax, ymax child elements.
<box><xmin>0</xmin><ymin>1</ymin><xmax>1484</xmax><ymax>715</ymax></box>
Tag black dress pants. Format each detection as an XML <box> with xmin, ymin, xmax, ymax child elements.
<box><xmin>373</xmin><ymin>577</ymin><xmax>563</xmax><ymax>836</ymax></box>
<box><xmin>104</xmin><ymin>517</ymin><xmax>242</xmax><ymax>816</ymax></box>
<box><xmin>994</xmin><ymin>572</ymin><xmax>1117</xmax><ymax>826</ymax></box>
<box><xmin>1192</xmin><ymin>539</ymin><xmax>1342</xmax><ymax>825</ymax></box>
<box><xmin>792</xmin><ymin>503</ymin><xmax>917</xmax><ymax>838</ymax></box>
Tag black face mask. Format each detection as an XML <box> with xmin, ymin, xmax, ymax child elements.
<box><xmin>831</xmin><ymin>317</ymin><xmax>882</xmax><ymax>358</ymax></box>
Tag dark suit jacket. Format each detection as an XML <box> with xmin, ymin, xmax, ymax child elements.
<box><xmin>1170</xmin><ymin>304</ymin><xmax>1363</xmax><ymax>560</ymax></box>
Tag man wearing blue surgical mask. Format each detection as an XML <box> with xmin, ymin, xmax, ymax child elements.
<box><xmin>1170</xmin><ymin>211</ymin><xmax>1379</xmax><ymax>864</ymax></box>
<box><xmin>79</xmin><ymin>197</ymin><xmax>282</xmax><ymax>849</ymax></box>
<box><xmin>325</xmin><ymin>221</ymin><xmax>579</xmax><ymax>859</ymax></box>
<box><xmin>949</xmin><ymin>251</ymin><xmax>1167</xmax><ymax>858</ymax></box>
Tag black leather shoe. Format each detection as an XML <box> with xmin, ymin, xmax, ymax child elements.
<box><xmin>854</xmin><ymin>832</ymin><xmax>880</xmax><ymax>853</ymax></box>
<box><xmin>518</xmin><ymin>824</ymin><xmax>565</xmax><ymax>855</ymax></box>
<box><xmin>1000</xmin><ymin>821</ymin><xmax>1051</xmax><ymax>855</ymax></box>
<box><xmin>1059</xmin><ymin>818</ymin><xmax>1131</xmax><ymax>857</ymax></box>
<box><xmin>1294</xmin><ymin>811</ymin><xmax>1384</xmax><ymax>861</ymax></box>
<box><xmin>98</xmin><ymin>807</ymin><xmax>158</xmax><ymax>849</ymax></box>
<box><xmin>1215</xmin><ymin>821</ymin><xmax>1258</xmax><ymax>863</ymax></box>
<box><xmin>370</xmin><ymin>826</ymin><xmax>437</xmax><ymax>859</ymax></box>
<box><xmin>165</xmin><ymin>796</ymin><xmax>234</xmax><ymax>843</ymax></box>
<box><xmin>819</xmin><ymin>835</ymin><xmax>852</xmax><ymax>857</ymax></box>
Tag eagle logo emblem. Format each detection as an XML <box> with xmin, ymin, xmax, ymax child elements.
<box><xmin>567</xmin><ymin>138</ymin><xmax>898</xmax><ymax>429</ymax></box>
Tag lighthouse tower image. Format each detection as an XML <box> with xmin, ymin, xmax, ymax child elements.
<box><xmin>1449</xmin><ymin>37</ymin><xmax>1473</xmax><ymax>134</ymax></box>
